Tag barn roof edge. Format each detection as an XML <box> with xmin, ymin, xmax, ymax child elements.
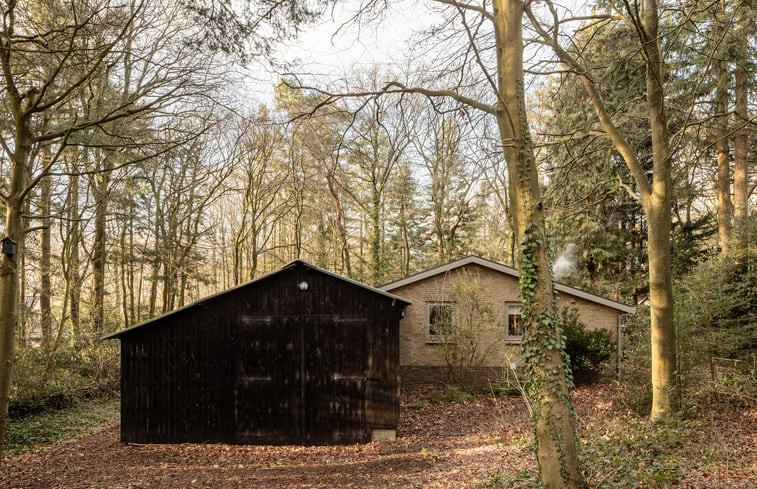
<box><xmin>103</xmin><ymin>260</ymin><xmax>411</xmax><ymax>340</ymax></box>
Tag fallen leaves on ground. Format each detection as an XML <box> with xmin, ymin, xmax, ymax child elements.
<box><xmin>1</xmin><ymin>384</ymin><xmax>754</xmax><ymax>488</ymax></box>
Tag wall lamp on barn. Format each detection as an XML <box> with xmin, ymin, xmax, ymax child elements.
<box><xmin>1</xmin><ymin>236</ymin><xmax>17</xmax><ymax>258</ymax></box>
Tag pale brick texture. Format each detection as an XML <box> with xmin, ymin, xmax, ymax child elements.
<box><xmin>390</xmin><ymin>264</ymin><xmax>624</xmax><ymax>374</ymax></box>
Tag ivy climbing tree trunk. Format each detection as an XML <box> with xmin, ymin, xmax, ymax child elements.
<box><xmin>493</xmin><ymin>1</ymin><xmax>584</xmax><ymax>487</ymax></box>
<box><xmin>307</xmin><ymin>0</ymin><xmax>585</xmax><ymax>484</ymax></box>
<box><xmin>0</xmin><ymin>35</ymin><xmax>34</xmax><ymax>458</ymax></box>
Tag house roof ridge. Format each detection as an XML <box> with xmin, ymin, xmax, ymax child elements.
<box><xmin>379</xmin><ymin>255</ymin><xmax>636</xmax><ymax>314</ymax></box>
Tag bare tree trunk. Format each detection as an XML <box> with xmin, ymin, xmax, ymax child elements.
<box><xmin>527</xmin><ymin>0</ymin><xmax>677</xmax><ymax>423</ymax></box>
<box><xmin>494</xmin><ymin>2</ymin><xmax>585</xmax><ymax>487</ymax></box>
<box><xmin>733</xmin><ymin>11</ymin><xmax>751</xmax><ymax>252</ymax></box>
<box><xmin>66</xmin><ymin>159</ymin><xmax>82</xmax><ymax>349</ymax></box>
<box><xmin>715</xmin><ymin>11</ymin><xmax>732</xmax><ymax>255</ymax></box>
<box><xmin>127</xmin><ymin>207</ymin><xmax>136</xmax><ymax>325</ymax></box>
<box><xmin>398</xmin><ymin>177</ymin><xmax>412</xmax><ymax>276</ymax></box>
<box><xmin>39</xmin><ymin>164</ymin><xmax>53</xmax><ymax>355</ymax></box>
<box><xmin>326</xmin><ymin>169</ymin><xmax>352</xmax><ymax>277</ymax></box>
<box><xmin>119</xmin><ymin>215</ymin><xmax>131</xmax><ymax>327</ymax></box>
<box><xmin>642</xmin><ymin>0</ymin><xmax>677</xmax><ymax>421</ymax></box>
<box><xmin>369</xmin><ymin>191</ymin><xmax>383</xmax><ymax>284</ymax></box>
<box><xmin>90</xmin><ymin>151</ymin><xmax>112</xmax><ymax>344</ymax></box>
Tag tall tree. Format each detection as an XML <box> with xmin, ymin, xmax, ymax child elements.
<box><xmin>0</xmin><ymin>0</ymin><xmax>224</xmax><ymax>458</ymax></box>
<box><xmin>341</xmin><ymin>89</ymin><xmax>411</xmax><ymax>284</ymax></box>
<box><xmin>731</xmin><ymin>6</ymin><xmax>753</xmax><ymax>254</ymax></box>
<box><xmin>713</xmin><ymin>0</ymin><xmax>732</xmax><ymax>256</ymax></box>
<box><xmin>412</xmin><ymin>107</ymin><xmax>479</xmax><ymax>264</ymax></box>
<box><xmin>304</xmin><ymin>0</ymin><xmax>587</xmax><ymax>485</ymax></box>
<box><xmin>526</xmin><ymin>0</ymin><xmax>679</xmax><ymax>421</ymax></box>
<box><xmin>230</xmin><ymin>109</ymin><xmax>290</xmax><ymax>282</ymax></box>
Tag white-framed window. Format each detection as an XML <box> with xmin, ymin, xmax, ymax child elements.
<box><xmin>505</xmin><ymin>302</ymin><xmax>524</xmax><ymax>341</ymax></box>
<box><xmin>426</xmin><ymin>301</ymin><xmax>454</xmax><ymax>341</ymax></box>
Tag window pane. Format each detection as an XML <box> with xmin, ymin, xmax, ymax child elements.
<box><xmin>508</xmin><ymin>313</ymin><xmax>523</xmax><ymax>337</ymax></box>
<box><xmin>506</xmin><ymin>304</ymin><xmax>523</xmax><ymax>338</ymax></box>
<box><xmin>428</xmin><ymin>303</ymin><xmax>454</xmax><ymax>337</ymax></box>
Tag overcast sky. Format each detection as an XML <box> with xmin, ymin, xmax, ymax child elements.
<box><xmin>241</xmin><ymin>1</ymin><xmax>435</xmax><ymax>104</ymax></box>
<box><xmin>242</xmin><ymin>0</ymin><xmax>589</xmax><ymax>106</ymax></box>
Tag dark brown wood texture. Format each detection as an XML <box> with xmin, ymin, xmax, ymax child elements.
<box><xmin>117</xmin><ymin>262</ymin><xmax>404</xmax><ymax>445</ymax></box>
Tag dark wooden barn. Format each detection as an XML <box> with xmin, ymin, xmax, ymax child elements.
<box><xmin>104</xmin><ymin>260</ymin><xmax>410</xmax><ymax>445</ymax></box>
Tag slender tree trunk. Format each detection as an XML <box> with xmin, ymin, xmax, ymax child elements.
<box><xmin>494</xmin><ymin>2</ymin><xmax>585</xmax><ymax>487</ymax></box>
<box><xmin>90</xmin><ymin>154</ymin><xmax>110</xmax><ymax>341</ymax></box>
<box><xmin>325</xmin><ymin>170</ymin><xmax>352</xmax><ymax>276</ymax></box>
<box><xmin>732</xmin><ymin>11</ymin><xmax>750</xmax><ymax>252</ymax></box>
<box><xmin>642</xmin><ymin>0</ymin><xmax>677</xmax><ymax>421</ymax></box>
<box><xmin>66</xmin><ymin>163</ymin><xmax>82</xmax><ymax>349</ymax></box>
<box><xmin>148</xmin><ymin>191</ymin><xmax>162</xmax><ymax>318</ymax></box>
<box><xmin>369</xmin><ymin>191</ymin><xmax>382</xmax><ymax>284</ymax></box>
<box><xmin>527</xmin><ymin>0</ymin><xmax>677</xmax><ymax>422</ymax></box>
<box><xmin>119</xmin><ymin>216</ymin><xmax>130</xmax><ymax>327</ymax></box>
<box><xmin>39</xmin><ymin>167</ymin><xmax>53</xmax><ymax>355</ymax></box>
<box><xmin>714</xmin><ymin>11</ymin><xmax>732</xmax><ymax>255</ymax></box>
<box><xmin>127</xmin><ymin>207</ymin><xmax>136</xmax><ymax>325</ymax></box>
<box><xmin>399</xmin><ymin>191</ymin><xmax>411</xmax><ymax>276</ymax></box>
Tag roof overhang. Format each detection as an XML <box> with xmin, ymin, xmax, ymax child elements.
<box><xmin>379</xmin><ymin>255</ymin><xmax>636</xmax><ymax>314</ymax></box>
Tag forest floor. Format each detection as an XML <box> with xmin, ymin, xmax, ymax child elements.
<box><xmin>1</xmin><ymin>384</ymin><xmax>754</xmax><ymax>489</ymax></box>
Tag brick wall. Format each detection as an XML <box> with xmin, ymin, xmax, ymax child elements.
<box><xmin>391</xmin><ymin>264</ymin><xmax>622</xmax><ymax>384</ymax></box>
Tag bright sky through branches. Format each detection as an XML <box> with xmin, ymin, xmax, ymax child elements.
<box><xmin>242</xmin><ymin>0</ymin><xmax>588</xmax><ymax>105</ymax></box>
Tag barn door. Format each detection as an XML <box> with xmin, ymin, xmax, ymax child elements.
<box><xmin>234</xmin><ymin>315</ymin><xmax>302</xmax><ymax>444</ymax></box>
<box><xmin>302</xmin><ymin>315</ymin><xmax>368</xmax><ymax>444</ymax></box>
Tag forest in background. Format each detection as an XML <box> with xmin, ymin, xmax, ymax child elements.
<box><xmin>0</xmin><ymin>0</ymin><xmax>754</xmax><ymax>480</ymax></box>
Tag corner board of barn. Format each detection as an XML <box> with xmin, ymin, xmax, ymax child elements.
<box><xmin>104</xmin><ymin>260</ymin><xmax>410</xmax><ymax>446</ymax></box>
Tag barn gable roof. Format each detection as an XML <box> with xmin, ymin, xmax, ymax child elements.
<box><xmin>103</xmin><ymin>260</ymin><xmax>411</xmax><ymax>340</ymax></box>
<box><xmin>379</xmin><ymin>255</ymin><xmax>636</xmax><ymax>314</ymax></box>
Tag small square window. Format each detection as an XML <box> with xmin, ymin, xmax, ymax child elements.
<box><xmin>506</xmin><ymin>303</ymin><xmax>523</xmax><ymax>340</ymax></box>
<box><xmin>426</xmin><ymin>302</ymin><xmax>454</xmax><ymax>341</ymax></box>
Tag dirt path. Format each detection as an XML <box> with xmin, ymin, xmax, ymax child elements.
<box><xmin>1</xmin><ymin>385</ymin><xmax>754</xmax><ymax>488</ymax></box>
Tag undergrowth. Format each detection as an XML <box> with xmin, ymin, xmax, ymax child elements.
<box><xmin>4</xmin><ymin>396</ymin><xmax>120</xmax><ymax>455</ymax></box>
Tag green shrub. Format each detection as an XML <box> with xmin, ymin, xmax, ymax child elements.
<box><xmin>620</xmin><ymin>255</ymin><xmax>756</xmax><ymax>414</ymax></box>
<box><xmin>615</xmin><ymin>306</ymin><xmax>654</xmax><ymax>414</ymax></box>
<box><xmin>476</xmin><ymin>468</ymin><xmax>538</xmax><ymax>489</ymax></box>
<box><xmin>674</xmin><ymin>256</ymin><xmax>756</xmax><ymax>410</ymax></box>
<box><xmin>5</xmin><ymin>396</ymin><xmax>119</xmax><ymax>455</ymax></box>
<box><xmin>559</xmin><ymin>307</ymin><xmax>614</xmax><ymax>383</ymax></box>
<box><xmin>442</xmin><ymin>385</ymin><xmax>476</xmax><ymax>403</ymax></box>
<box><xmin>10</xmin><ymin>343</ymin><xmax>119</xmax><ymax>418</ymax></box>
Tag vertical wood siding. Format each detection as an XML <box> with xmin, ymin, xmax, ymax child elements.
<box><xmin>118</xmin><ymin>262</ymin><xmax>403</xmax><ymax>445</ymax></box>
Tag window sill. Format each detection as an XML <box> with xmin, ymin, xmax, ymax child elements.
<box><xmin>504</xmin><ymin>339</ymin><xmax>523</xmax><ymax>345</ymax></box>
<box><xmin>425</xmin><ymin>339</ymin><xmax>454</xmax><ymax>345</ymax></box>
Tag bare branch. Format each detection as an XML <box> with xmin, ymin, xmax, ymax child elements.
<box><xmin>434</xmin><ymin>0</ymin><xmax>494</xmax><ymax>21</ymax></box>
